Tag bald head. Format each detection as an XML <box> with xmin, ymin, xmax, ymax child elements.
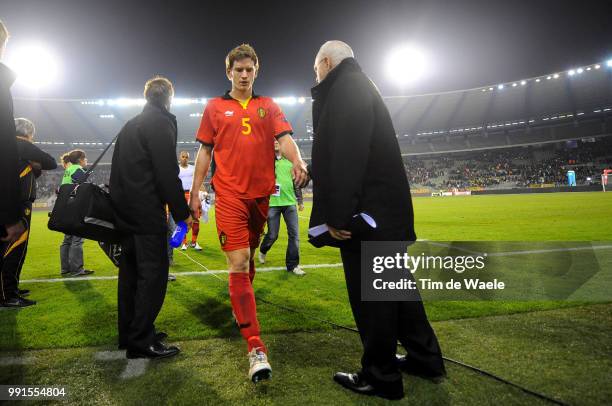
<box><xmin>314</xmin><ymin>40</ymin><xmax>354</xmax><ymax>83</ymax></box>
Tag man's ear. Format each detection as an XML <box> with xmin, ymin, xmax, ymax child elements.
<box><xmin>325</xmin><ymin>57</ymin><xmax>333</xmax><ymax>72</ymax></box>
<box><xmin>226</xmin><ymin>68</ymin><xmax>233</xmax><ymax>82</ymax></box>
<box><xmin>254</xmin><ymin>67</ymin><xmax>259</xmax><ymax>79</ymax></box>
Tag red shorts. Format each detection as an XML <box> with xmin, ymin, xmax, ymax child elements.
<box><xmin>214</xmin><ymin>194</ymin><xmax>269</xmax><ymax>252</ymax></box>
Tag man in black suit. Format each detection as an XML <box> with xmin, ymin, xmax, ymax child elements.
<box><xmin>4</xmin><ymin>118</ymin><xmax>57</xmax><ymax>306</ymax></box>
<box><xmin>309</xmin><ymin>41</ymin><xmax>446</xmax><ymax>400</ymax></box>
<box><xmin>0</xmin><ymin>20</ymin><xmax>27</xmax><ymax>307</ymax></box>
<box><xmin>110</xmin><ymin>76</ymin><xmax>192</xmax><ymax>359</ymax></box>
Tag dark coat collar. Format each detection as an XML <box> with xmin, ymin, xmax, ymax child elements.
<box><xmin>310</xmin><ymin>57</ymin><xmax>361</xmax><ymax>100</ymax></box>
<box><xmin>0</xmin><ymin>62</ymin><xmax>17</xmax><ymax>88</ymax></box>
<box><xmin>142</xmin><ymin>102</ymin><xmax>176</xmax><ymax>120</ymax></box>
<box><xmin>222</xmin><ymin>90</ymin><xmax>260</xmax><ymax>100</ymax></box>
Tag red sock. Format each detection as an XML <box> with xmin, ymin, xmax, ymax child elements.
<box><xmin>191</xmin><ymin>220</ymin><xmax>200</xmax><ymax>243</ymax></box>
<box><xmin>229</xmin><ymin>272</ymin><xmax>266</xmax><ymax>353</ymax></box>
<box><xmin>249</xmin><ymin>259</ymin><xmax>256</xmax><ymax>284</ymax></box>
<box><xmin>182</xmin><ymin>224</ymin><xmax>191</xmax><ymax>245</ymax></box>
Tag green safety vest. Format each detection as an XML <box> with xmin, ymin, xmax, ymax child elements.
<box><xmin>270</xmin><ymin>157</ymin><xmax>297</xmax><ymax>207</ymax></box>
<box><xmin>61</xmin><ymin>165</ymin><xmax>83</xmax><ymax>185</ymax></box>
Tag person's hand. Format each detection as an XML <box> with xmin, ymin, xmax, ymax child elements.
<box><xmin>328</xmin><ymin>225</ymin><xmax>351</xmax><ymax>240</ymax></box>
<box><xmin>29</xmin><ymin>161</ymin><xmax>43</xmax><ymax>178</ymax></box>
<box><xmin>291</xmin><ymin>160</ymin><xmax>309</xmax><ymax>188</ymax></box>
<box><xmin>2</xmin><ymin>221</ymin><xmax>25</xmax><ymax>242</ymax></box>
<box><xmin>188</xmin><ymin>192</ymin><xmax>201</xmax><ymax>219</ymax></box>
<box><xmin>298</xmin><ymin>204</ymin><xmax>304</xmax><ymax>212</ymax></box>
<box><xmin>184</xmin><ymin>214</ymin><xmax>194</xmax><ymax>227</ymax></box>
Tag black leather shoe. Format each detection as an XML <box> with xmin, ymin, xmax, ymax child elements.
<box><xmin>333</xmin><ymin>372</ymin><xmax>404</xmax><ymax>400</ymax></box>
<box><xmin>126</xmin><ymin>342</ymin><xmax>180</xmax><ymax>359</ymax></box>
<box><xmin>396</xmin><ymin>354</ymin><xmax>446</xmax><ymax>383</ymax></box>
<box><xmin>119</xmin><ymin>332</ymin><xmax>169</xmax><ymax>350</ymax></box>
<box><xmin>18</xmin><ymin>289</ymin><xmax>30</xmax><ymax>297</ymax></box>
<box><xmin>0</xmin><ymin>297</ymin><xmax>37</xmax><ymax>308</ymax></box>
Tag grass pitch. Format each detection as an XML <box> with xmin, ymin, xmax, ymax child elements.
<box><xmin>1</xmin><ymin>191</ymin><xmax>611</xmax><ymax>405</ymax></box>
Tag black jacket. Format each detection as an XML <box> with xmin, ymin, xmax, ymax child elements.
<box><xmin>0</xmin><ymin>63</ymin><xmax>20</xmax><ymax>226</ymax></box>
<box><xmin>110</xmin><ymin>103</ymin><xmax>190</xmax><ymax>234</ymax></box>
<box><xmin>16</xmin><ymin>137</ymin><xmax>58</xmax><ymax>202</ymax></box>
<box><xmin>309</xmin><ymin>58</ymin><xmax>416</xmax><ymax>244</ymax></box>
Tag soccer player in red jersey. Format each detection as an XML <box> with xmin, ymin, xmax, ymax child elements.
<box><xmin>189</xmin><ymin>44</ymin><xmax>308</xmax><ymax>382</ymax></box>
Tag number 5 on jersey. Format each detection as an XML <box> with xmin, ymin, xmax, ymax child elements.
<box><xmin>241</xmin><ymin>117</ymin><xmax>251</xmax><ymax>135</ymax></box>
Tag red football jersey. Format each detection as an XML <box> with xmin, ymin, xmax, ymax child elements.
<box><xmin>196</xmin><ymin>92</ymin><xmax>293</xmax><ymax>199</ymax></box>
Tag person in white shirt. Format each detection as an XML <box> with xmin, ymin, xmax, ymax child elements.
<box><xmin>178</xmin><ymin>151</ymin><xmax>202</xmax><ymax>250</ymax></box>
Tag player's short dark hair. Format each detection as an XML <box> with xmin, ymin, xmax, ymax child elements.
<box><xmin>61</xmin><ymin>153</ymin><xmax>70</xmax><ymax>164</ymax></box>
<box><xmin>143</xmin><ymin>76</ymin><xmax>174</xmax><ymax>108</ymax></box>
<box><xmin>226</xmin><ymin>44</ymin><xmax>259</xmax><ymax>71</ymax></box>
<box><xmin>67</xmin><ymin>149</ymin><xmax>86</xmax><ymax>165</ymax></box>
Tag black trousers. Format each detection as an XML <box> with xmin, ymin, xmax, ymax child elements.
<box><xmin>118</xmin><ymin>233</ymin><xmax>169</xmax><ymax>351</ymax></box>
<box><xmin>0</xmin><ymin>203</ymin><xmax>32</xmax><ymax>301</ymax></box>
<box><xmin>340</xmin><ymin>247</ymin><xmax>445</xmax><ymax>390</ymax></box>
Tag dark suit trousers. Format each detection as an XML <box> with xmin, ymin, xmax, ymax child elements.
<box><xmin>0</xmin><ymin>202</ymin><xmax>31</xmax><ymax>301</ymax></box>
<box><xmin>340</xmin><ymin>247</ymin><xmax>446</xmax><ymax>389</ymax></box>
<box><xmin>118</xmin><ymin>233</ymin><xmax>169</xmax><ymax>351</ymax></box>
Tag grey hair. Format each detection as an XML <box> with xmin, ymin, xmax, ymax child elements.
<box><xmin>15</xmin><ymin>118</ymin><xmax>36</xmax><ymax>137</ymax></box>
<box><xmin>316</xmin><ymin>40</ymin><xmax>354</xmax><ymax>66</ymax></box>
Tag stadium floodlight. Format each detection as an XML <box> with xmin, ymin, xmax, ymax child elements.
<box><xmin>568</xmin><ymin>69</ymin><xmax>576</xmax><ymax>76</ymax></box>
<box><xmin>512</xmin><ymin>83</ymin><xmax>517</xmax><ymax>87</ymax></box>
<box><xmin>497</xmin><ymin>84</ymin><xmax>504</xmax><ymax>90</ymax></box>
<box><xmin>488</xmin><ymin>87</ymin><xmax>493</xmax><ymax>91</ymax></box>
<box><xmin>107</xmin><ymin>98</ymin><xmax>146</xmax><ymax>107</ymax></box>
<box><xmin>594</xmin><ymin>64</ymin><xmax>601</xmax><ymax>69</ymax></box>
<box><xmin>553</xmin><ymin>73</ymin><xmax>559</xmax><ymax>79</ymax></box>
<box><xmin>172</xmin><ymin>97</ymin><xmax>207</xmax><ymax>106</ymax></box>
<box><xmin>273</xmin><ymin>97</ymin><xmax>297</xmax><ymax>105</ymax></box>
<box><xmin>607</xmin><ymin>59</ymin><xmax>612</xmax><ymax>68</ymax></box>
<box><xmin>546</xmin><ymin>76</ymin><xmax>552</xmax><ymax>80</ymax></box>
<box><xmin>385</xmin><ymin>45</ymin><xmax>428</xmax><ymax>84</ymax></box>
<box><xmin>586</xmin><ymin>67</ymin><xmax>592</xmax><ymax>71</ymax></box>
<box><xmin>298</xmin><ymin>97</ymin><xmax>306</xmax><ymax>104</ymax></box>
<box><xmin>577</xmin><ymin>68</ymin><xmax>584</xmax><ymax>74</ymax></box>
<box><xmin>520</xmin><ymin>80</ymin><xmax>526</xmax><ymax>85</ymax></box>
<box><xmin>535</xmin><ymin>78</ymin><xmax>541</xmax><ymax>82</ymax></box>
<box><xmin>5</xmin><ymin>42</ymin><xmax>60</xmax><ymax>89</ymax></box>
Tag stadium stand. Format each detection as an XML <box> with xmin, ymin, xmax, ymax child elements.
<box><xmin>14</xmin><ymin>61</ymin><xmax>612</xmax><ymax>197</ymax></box>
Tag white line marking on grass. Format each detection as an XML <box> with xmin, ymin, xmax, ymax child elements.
<box><xmin>414</xmin><ymin>241</ymin><xmax>612</xmax><ymax>257</ymax></box>
<box><xmin>94</xmin><ymin>350</ymin><xmax>150</xmax><ymax>379</ymax></box>
<box><xmin>120</xmin><ymin>359</ymin><xmax>150</xmax><ymax>379</ymax></box>
<box><xmin>419</xmin><ymin>241</ymin><xmax>482</xmax><ymax>255</ymax></box>
<box><xmin>20</xmin><ymin>276</ymin><xmax>119</xmax><ymax>283</ymax></box>
<box><xmin>0</xmin><ymin>356</ymin><xmax>36</xmax><ymax>365</ymax></box>
<box><xmin>487</xmin><ymin>245</ymin><xmax>612</xmax><ymax>257</ymax></box>
<box><xmin>94</xmin><ymin>350</ymin><xmax>125</xmax><ymax>361</ymax></box>
<box><xmin>19</xmin><ymin>262</ymin><xmax>345</xmax><ymax>284</ymax></box>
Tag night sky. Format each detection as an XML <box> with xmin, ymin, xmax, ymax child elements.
<box><xmin>2</xmin><ymin>0</ymin><xmax>611</xmax><ymax>99</ymax></box>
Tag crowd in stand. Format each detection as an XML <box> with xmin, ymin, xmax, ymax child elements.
<box><xmin>403</xmin><ymin>139</ymin><xmax>612</xmax><ymax>190</ymax></box>
<box><xmin>32</xmin><ymin>139</ymin><xmax>612</xmax><ymax>199</ymax></box>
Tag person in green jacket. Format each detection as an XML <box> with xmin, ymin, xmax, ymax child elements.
<box><xmin>59</xmin><ymin>150</ymin><xmax>94</xmax><ymax>277</ymax></box>
<box><xmin>258</xmin><ymin>140</ymin><xmax>305</xmax><ymax>275</ymax></box>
